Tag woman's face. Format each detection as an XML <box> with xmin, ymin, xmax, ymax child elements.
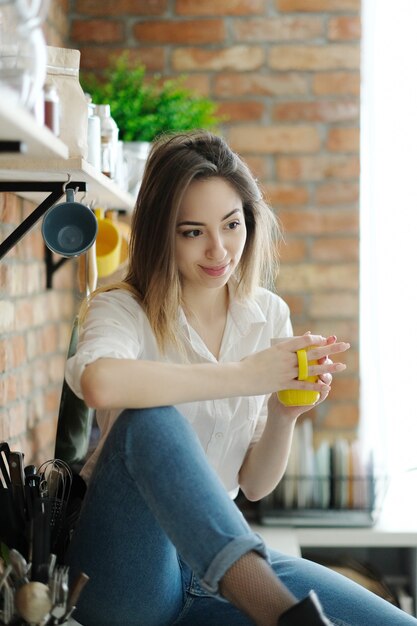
<box><xmin>175</xmin><ymin>177</ymin><xmax>247</xmax><ymax>292</ymax></box>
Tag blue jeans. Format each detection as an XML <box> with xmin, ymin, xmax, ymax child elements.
<box><xmin>66</xmin><ymin>407</ymin><xmax>417</xmax><ymax>626</ymax></box>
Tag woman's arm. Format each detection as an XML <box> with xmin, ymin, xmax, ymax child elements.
<box><xmin>238</xmin><ymin>337</ymin><xmax>342</xmax><ymax>501</ymax></box>
<box><xmin>81</xmin><ymin>335</ymin><xmax>348</xmax><ymax>410</ymax></box>
<box><xmin>81</xmin><ymin>357</ymin><xmax>246</xmax><ymax>409</ymax></box>
<box><xmin>238</xmin><ymin>395</ymin><xmax>303</xmax><ymax>502</ymax></box>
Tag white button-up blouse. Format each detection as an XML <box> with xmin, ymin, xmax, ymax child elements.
<box><xmin>65</xmin><ymin>285</ymin><xmax>292</xmax><ymax>497</ymax></box>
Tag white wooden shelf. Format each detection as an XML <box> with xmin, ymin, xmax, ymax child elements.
<box><xmin>0</xmin><ymin>156</ymin><xmax>135</xmax><ymax>210</ymax></box>
<box><xmin>0</xmin><ymin>96</ymin><xmax>135</xmax><ymax>211</ymax></box>
<box><xmin>0</xmin><ymin>97</ymin><xmax>68</xmax><ymax>159</ymax></box>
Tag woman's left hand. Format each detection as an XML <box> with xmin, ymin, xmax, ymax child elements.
<box><xmin>317</xmin><ymin>334</ymin><xmax>337</xmax><ymax>391</ymax></box>
<box><xmin>268</xmin><ymin>335</ymin><xmax>337</xmax><ymax>420</ymax></box>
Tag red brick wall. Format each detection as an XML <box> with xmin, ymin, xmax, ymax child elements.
<box><xmin>68</xmin><ymin>0</ymin><xmax>361</xmax><ymax>445</ymax></box>
<box><xmin>0</xmin><ymin>7</ymin><xmax>75</xmax><ymax>464</ymax></box>
<box><xmin>0</xmin><ymin>195</ymin><xmax>78</xmax><ymax>464</ymax></box>
<box><xmin>44</xmin><ymin>0</ymin><xmax>70</xmax><ymax>47</ymax></box>
<box><xmin>1</xmin><ymin>0</ymin><xmax>361</xmax><ymax>463</ymax></box>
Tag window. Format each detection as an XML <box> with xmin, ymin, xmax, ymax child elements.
<box><xmin>360</xmin><ymin>0</ymin><xmax>417</xmax><ymax>473</ymax></box>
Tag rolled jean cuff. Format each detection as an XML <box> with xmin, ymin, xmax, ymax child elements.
<box><xmin>200</xmin><ymin>532</ymin><xmax>269</xmax><ymax>596</ymax></box>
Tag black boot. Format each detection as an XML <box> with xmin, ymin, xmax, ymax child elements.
<box><xmin>278</xmin><ymin>590</ymin><xmax>333</xmax><ymax>625</ymax></box>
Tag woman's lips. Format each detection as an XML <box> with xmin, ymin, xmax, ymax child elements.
<box><xmin>200</xmin><ymin>263</ymin><xmax>230</xmax><ymax>277</ymax></box>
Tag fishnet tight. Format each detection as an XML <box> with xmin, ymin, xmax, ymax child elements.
<box><xmin>219</xmin><ymin>551</ymin><xmax>297</xmax><ymax>626</ymax></box>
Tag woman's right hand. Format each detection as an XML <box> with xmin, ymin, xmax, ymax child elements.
<box><xmin>240</xmin><ymin>333</ymin><xmax>350</xmax><ymax>396</ymax></box>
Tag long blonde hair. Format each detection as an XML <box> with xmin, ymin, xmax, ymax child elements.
<box><xmin>82</xmin><ymin>131</ymin><xmax>281</xmax><ymax>351</ymax></box>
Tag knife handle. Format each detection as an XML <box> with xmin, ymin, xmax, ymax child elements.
<box><xmin>9</xmin><ymin>451</ymin><xmax>26</xmax><ymax>519</ymax></box>
<box><xmin>67</xmin><ymin>572</ymin><xmax>90</xmax><ymax>609</ymax></box>
<box><xmin>0</xmin><ymin>441</ymin><xmax>11</xmax><ymax>489</ymax></box>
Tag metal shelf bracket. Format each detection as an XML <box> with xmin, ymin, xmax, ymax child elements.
<box><xmin>0</xmin><ymin>180</ymin><xmax>87</xmax><ymax>288</ymax></box>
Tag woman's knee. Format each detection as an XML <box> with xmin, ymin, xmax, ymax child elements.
<box><xmin>112</xmin><ymin>406</ymin><xmax>195</xmax><ymax>455</ymax></box>
<box><xmin>115</xmin><ymin>405</ymin><xmax>177</xmax><ymax>434</ymax></box>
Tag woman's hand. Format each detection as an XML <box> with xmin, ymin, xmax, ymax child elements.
<box><xmin>317</xmin><ymin>333</ymin><xmax>337</xmax><ymax>390</ymax></box>
<box><xmin>241</xmin><ymin>333</ymin><xmax>349</xmax><ymax>398</ymax></box>
<box><xmin>267</xmin><ymin>334</ymin><xmax>340</xmax><ymax>420</ymax></box>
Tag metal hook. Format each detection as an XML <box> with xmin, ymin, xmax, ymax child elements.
<box><xmin>62</xmin><ymin>173</ymin><xmax>71</xmax><ymax>193</ymax></box>
<box><xmin>79</xmin><ymin>190</ymin><xmax>89</xmax><ymax>206</ymax></box>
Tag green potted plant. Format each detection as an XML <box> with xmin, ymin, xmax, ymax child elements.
<box><xmin>81</xmin><ymin>54</ymin><xmax>224</xmax><ymax>195</ymax></box>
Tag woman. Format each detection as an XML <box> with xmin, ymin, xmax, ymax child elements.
<box><xmin>66</xmin><ymin>131</ymin><xmax>415</xmax><ymax>625</ymax></box>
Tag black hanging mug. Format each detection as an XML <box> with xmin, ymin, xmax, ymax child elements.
<box><xmin>42</xmin><ymin>188</ymin><xmax>98</xmax><ymax>257</ymax></box>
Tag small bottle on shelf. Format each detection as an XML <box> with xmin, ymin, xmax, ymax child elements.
<box><xmin>95</xmin><ymin>103</ymin><xmax>119</xmax><ymax>179</ymax></box>
<box><xmin>85</xmin><ymin>95</ymin><xmax>101</xmax><ymax>171</ymax></box>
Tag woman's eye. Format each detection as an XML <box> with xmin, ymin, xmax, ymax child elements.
<box><xmin>182</xmin><ymin>229</ymin><xmax>202</xmax><ymax>238</ymax></box>
<box><xmin>227</xmin><ymin>220</ymin><xmax>240</xmax><ymax>230</ymax></box>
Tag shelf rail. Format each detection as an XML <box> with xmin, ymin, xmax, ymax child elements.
<box><xmin>0</xmin><ymin>141</ymin><xmax>27</xmax><ymax>153</ymax></box>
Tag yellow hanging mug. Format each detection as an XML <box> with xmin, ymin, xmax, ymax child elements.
<box><xmin>94</xmin><ymin>208</ymin><xmax>122</xmax><ymax>278</ymax></box>
<box><xmin>277</xmin><ymin>347</ymin><xmax>320</xmax><ymax>406</ymax></box>
<box><xmin>106</xmin><ymin>210</ymin><xmax>130</xmax><ymax>270</ymax></box>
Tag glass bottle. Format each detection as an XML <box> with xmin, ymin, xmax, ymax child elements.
<box><xmin>95</xmin><ymin>103</ymin><xmax>119</xmax><ymax>179</ymax></box>
<box><xmin>85</xmin><ymin>94</ymin><xmax>101</xmax><ymax>170</ymax></box>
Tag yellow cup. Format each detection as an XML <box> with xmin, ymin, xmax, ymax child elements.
<box><xmin>94</xmin><ymin>209</ymin><xmax>122</xmax><ymax>277</ymax></box>
<box><xmin>106</xmin><ymin>210</ymin><xmax>130</xmax><ymax>268</ymax></box>
<box><xmin>277</xmin><ymin>347</ymin><xmax>320</xmax><ymax>406</ymax></box>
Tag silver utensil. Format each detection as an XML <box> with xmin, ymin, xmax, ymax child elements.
<box><xmin>49</xmin><ymin>564</ymin><xmax>69</xmax><ymax>624</ymax></box>
<box><xmin>9</xmin><ymin>547</ymin><xmax>30</xmax><ymax>586</ymax></box>
<box><xmin>0</xmin><ymin>563</ymin><xmax>12</xmax><ymax>592</ymax></box>
<box><xmin>60</xmin><ymin>571</ymin><xmax>89</xmax><ymax>624</ymax></box>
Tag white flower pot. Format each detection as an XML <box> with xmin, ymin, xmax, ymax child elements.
<box><xmin>122</xmin><ymin>140</ymin><xmax>151</xmax><ymax>199</ymax></box>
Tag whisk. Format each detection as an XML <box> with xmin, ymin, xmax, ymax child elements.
<box><xmin>37</xmin><ymin>459</ymin><xmax>72</xmax><ymax>548</ymax></box>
